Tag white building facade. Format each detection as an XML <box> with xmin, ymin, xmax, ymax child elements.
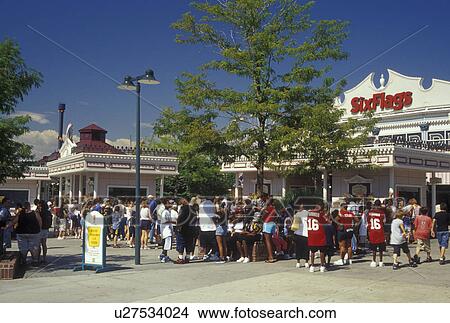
<box><xmin>222</xmin><ymin>69</ymin><xmax>450</xmax><ymax>212</ymax></box>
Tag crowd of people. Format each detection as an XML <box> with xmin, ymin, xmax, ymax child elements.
<box><xmin>1</xmin><ymin>194</ymin><xmax>449</xmax><ymax>272</ymax></box>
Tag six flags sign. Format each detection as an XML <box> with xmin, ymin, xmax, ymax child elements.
<box><xmin>350</xmin><ymin>91</ymin><xmax>413</xmax><ymax>114</ymax></box>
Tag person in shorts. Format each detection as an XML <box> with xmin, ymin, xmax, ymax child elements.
<box><xmin>214</xmin><ymin>197</ymin><xmax>228</xmax><ymax>263</ymax></box>
<box><xmin>261</xmin><ymin>198</ymin><xmax>278</xmax><ymax>263</ymax></box>
<box><xmin>413</xmin><ymin>207</ymin><xmax>433</xmax><ymax>264</ymax></box>
<box><xmin>307</xmin><ymin>201</ymin><xmax>328</xmax><ymax>273</ymax></box>
<box><xmin>390</xmin><ymin>211</ymin><xmax>416</xmax><ymax>270</ymax></box>
<box><xmin>334</xmin><ymin>203</ymin><xmax>358</xmax><ymax>265</ymax></box>
<box><xmin>433</xmin><ymin>202</ymin><xmax>450</xmax><ymax>265</ymax></box>
<box><xmin>159</xmin><ymin>200</ymin><xmax>176</xmax><ymax>263</ymax></box>
<box><xmin>367</xmin><ymin>200</ymin><xmax>386</xmax><ymax>267</ymax></box>
<box><xmin>11</xmin><ymin>202</ymin><xmax>42</xmax><ymax>266</ymax></box>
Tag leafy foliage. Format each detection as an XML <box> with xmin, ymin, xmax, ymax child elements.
<box><xmin>158</xmin><ymin>0</ymin><xmax>373</xmax><ymax>195</ymax></box>
<box><xmin>0</xmin><ymin>39</ymin><xmax>42</xmax><ymax>183</ymax></box>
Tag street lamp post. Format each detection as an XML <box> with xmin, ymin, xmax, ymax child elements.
<box><xmin>118</xmin><ymin>70</ymin><xmax>160</xmax><ymax>265</ymax></box>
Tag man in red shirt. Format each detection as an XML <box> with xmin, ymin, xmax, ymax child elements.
<box><xmin>367</xmin><ymin>200</ymin><xmax>386</xmax><ymax>267</ymax></box>
<box><xmin>307</xmin><ymin>201</ymin><xmax>328</xmax><ymax>273</ymax></box>
<box><xmin>413</xmin><ymin>207</ymin><xmax>433</xmax><ymax>264</ymax></box>
<box><xmin>334</xmin><ymin>203</ymin><xmax>358</xmax><ymax>265</ymax></box>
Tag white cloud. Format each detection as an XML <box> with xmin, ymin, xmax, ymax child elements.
<box><xmin>12</xmin><ymin>111</ymin><xmax>50</xmax><ymax>124</ymax></box>
<box><xmin>18</xmin><ymin>129</ymin><xmax>134</xmax><ymax>160</ymax></box>
<box><xmin>18</xmin><ymin>129</ymin><xmax>59</xmax><ymax>159</ymax></box>
<box><xmin>107</xmin><ymin>138</ymin><xmax>134</xmax><ymax>147</ymax></box>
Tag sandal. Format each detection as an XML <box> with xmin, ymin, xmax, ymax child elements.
<box><xmin>265</xmin><ymin>259</ymin><xmax>278</xmax><ymax>263</ymax></box>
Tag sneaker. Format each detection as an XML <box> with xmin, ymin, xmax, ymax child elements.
<box><xmin>320</xmin><ymin>266</ymin><xmax>326</xmax><ymax>273</ymax></box>
<box><xmin>370</xmin><ymin>261</ymin><xmax>377</xmax><ymax>268</ymax></box>
<box><xmin>348</xmin><ymin>259</ymin><xmax>353</xmax><ymax>265</ymax></box>
<box><xmin>161</xmin><ymin>256</ymin><xmax>171</xmax><ymax>263</ymax></box>
<box><xmin>439</xmin><ymin>258</ymin><xmax>445</xmax><ymax>265</ymax></box>
<box><xmin>393</xmin><ymin>263</ymin><xmax>400</xmax><ymax>270</ymax></box>
<box><xmin>309</xmin><ymin>265</ymin><xmax>315</xmax><ymax>273</ymax></box>
<box><xmin>236</xmin><ymin>257</ymin><xmax>245</xmax><ymax>263</ymax></box>
<box><xmin>409</xmin><ymin>261</ymin><xmax>417</xmax><ymax>268</ymax></box>
<box><xmin>334</xmin><ymin>259</ymin><xmax>345</xmax><ymax>266</ymax></box>
<box><xmin>378</xmin><ymin>262</ymin><xmax>384</xmax><ymax>267</ymax></box>
<box><xmin>305</xmin><ymin>263</ymin><xmax>310</xmax><ymax>269</ymax></box>
<box><xmin>426</xmin><ymin>256</ymin><xmax>432</xmax><ymax>263</ymax></box>
<box><xmin>159</xmin><ymin>254</ymin><xmax>165</xmax><ymax>261</ymax></box>
<box><xmin>242</xmin><ymin>257</ymin><xmax>250</xmax><ymax>264</ymax></box>
<box><xmin>296</xmin><ymin>262</ymin><xmax>301</xmax><ymax>268</ymax></box>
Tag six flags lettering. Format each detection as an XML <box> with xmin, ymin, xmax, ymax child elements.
<box><xmin>351</xmin><ymin>91</ymin><xmax>413</xmax><ymax>114</ymax></box>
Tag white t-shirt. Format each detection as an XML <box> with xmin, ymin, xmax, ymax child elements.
<box><xmin>294</xmin><ymin>210</ymin><xmax>309</xmax><ymax>237</ymax></box>
<box><xmin>233</xmin><ymin>221</ymin><xmax>244</xmax><ymax>233</ymax></box>
<box><xmin>140</xmin><ymin>207</ymin><xmax>151</xmax><ymax>221</ymax></box>
<box><xmin>199</xmin><ymin>200</ymin><xmax>217</xmax><ymax>232</ymax></box>
<box><xmin>390</xmin><ymin>218</ymin><xmax>406</xmax><ymax>245</ymax></box>
<box><xmin>160</xmin><ymin>208</ymin><xmax>175</xmax><ymax>238</ymax></box>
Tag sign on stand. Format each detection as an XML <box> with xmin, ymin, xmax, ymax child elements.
<box><xmin>74</xmin><ymin>211</ymin><xmax>108</xmax><ymax>273</ymax></box>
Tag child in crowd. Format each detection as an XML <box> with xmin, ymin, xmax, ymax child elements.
<box><xmin>307</xmin><ymin>201</ymin><xmax>328</xmax><ymax>273</ymax></box>
<box><xmin>159</xmin><ymin>200</ymin><xmax>177</xmax><ymax>263</ymax></box>
<box><xmin>413</xmin><ymin>207</ymin><xmax>433</xmax><ymax>264</ymax></box>
<box><xmin>57</xmin><ymin>208</ymin><xmax>67</xmax><ymax>240</ymax></box>
<box><xmin>367</xmin><ymin>200</ymin><xmax>386</xmax><ymax>267</ymax></box>
<box><xmin>272</xmin><ymin>226</ymin><xmax>288</xmax><ymax>259</ymax></box>
<box><xmin>390</xmin><ymin>211</ymin><xmax>417</xmax><ymax>270</ymax></box>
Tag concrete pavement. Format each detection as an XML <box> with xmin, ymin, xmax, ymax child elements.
<box><xmin>1</xmin><ymin>237</ymin><xmax>449</xmax><ymax>302</ymax></box>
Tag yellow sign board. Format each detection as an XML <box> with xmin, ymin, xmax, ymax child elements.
<box><xmin>87</xmin><ymin>227</ymin><xmax>101</xmax><ymax>247</ymax></box>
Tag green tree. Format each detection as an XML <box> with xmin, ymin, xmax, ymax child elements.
<box><xmin>150</xmin><ymin>110</ymin><xmax>233</xmax><ymax>197</ymax></box>
<box><xmin>0</xmin><ymin>39</ymin><xmax>42</xmax><ymax>183</ymax></box>
<box><xmin>167</xmin><ymin>0</ymin><xmax>373</xmax><ymax>195</ymax></box>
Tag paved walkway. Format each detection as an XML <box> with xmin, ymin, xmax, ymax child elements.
<box><xmin>1</xmin><ymin>237</ymin><xmax>449</xmax><ymax>302</ymax></box>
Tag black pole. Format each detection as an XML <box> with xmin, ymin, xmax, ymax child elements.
<box><xmin>58</xmin><ymin>103</ymin><xmax>65</xmax><ymax>149</ymax></box>
<box><xmin>135</xmin><ymin>83</ymin><xmax>141</xmax><ymax>265</ymax></box>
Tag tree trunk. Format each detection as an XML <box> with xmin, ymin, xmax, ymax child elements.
<box><xmin>256</xmin><ymin>164</ymin><xmax>265</xmax><ymax>197</ymax></box>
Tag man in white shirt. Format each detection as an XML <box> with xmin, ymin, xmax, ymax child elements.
<box><xmin>198</xmin><ymin>199</ymin><xmax>218</xmax><ymax>261</ymax></box>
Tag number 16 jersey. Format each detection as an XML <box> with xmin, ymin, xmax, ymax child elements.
<box><xmin>307</xmin><ymin>210</ymin><xmax>327</xmax><ymax>247</ymax></box>
<box><xmin>367</xmin><ymin>210</ymin><xmax>385</xmax><ymax>244</ymax></box>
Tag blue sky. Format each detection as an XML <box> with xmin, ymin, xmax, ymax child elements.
<box><xmin>1</xmin><ymin>0</ymin><xmax>450</xmax><ymax>157</ymax></box>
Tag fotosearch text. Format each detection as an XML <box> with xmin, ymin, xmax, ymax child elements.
<box><xmin>351</xmin><ymin>91</ymin><xmax>413</xmax><ymax>114</ymax></box>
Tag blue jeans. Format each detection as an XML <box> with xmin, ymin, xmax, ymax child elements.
<box><xmin>149</xmin><ymin>222</ymin><xmax>156</xmax><ymax>242</ymax></box>
<box><xmin>119</xmin><ymin>217</ymin><xmax>127</xmax><ymax>238</ymax></box>
<box><xmin>3</xmin><ymin>226</ymin><xmax>12</xmax><ymax>248</ymax></box>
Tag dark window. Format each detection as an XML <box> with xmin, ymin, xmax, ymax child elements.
<box><xmin>107</xmin><ymin>187</ymin><xmax>147</xmax><ymax>199</ymax></box>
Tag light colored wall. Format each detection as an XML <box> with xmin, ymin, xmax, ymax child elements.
<box><xmin>332</xmin><ymin>168</ymin><xmax>427</xmax><ymax>202</ymax></box>
<box><xmin>332</xmin><ymin>169</ymin><xmax>390</xmax><ymax>198</ymax></box>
